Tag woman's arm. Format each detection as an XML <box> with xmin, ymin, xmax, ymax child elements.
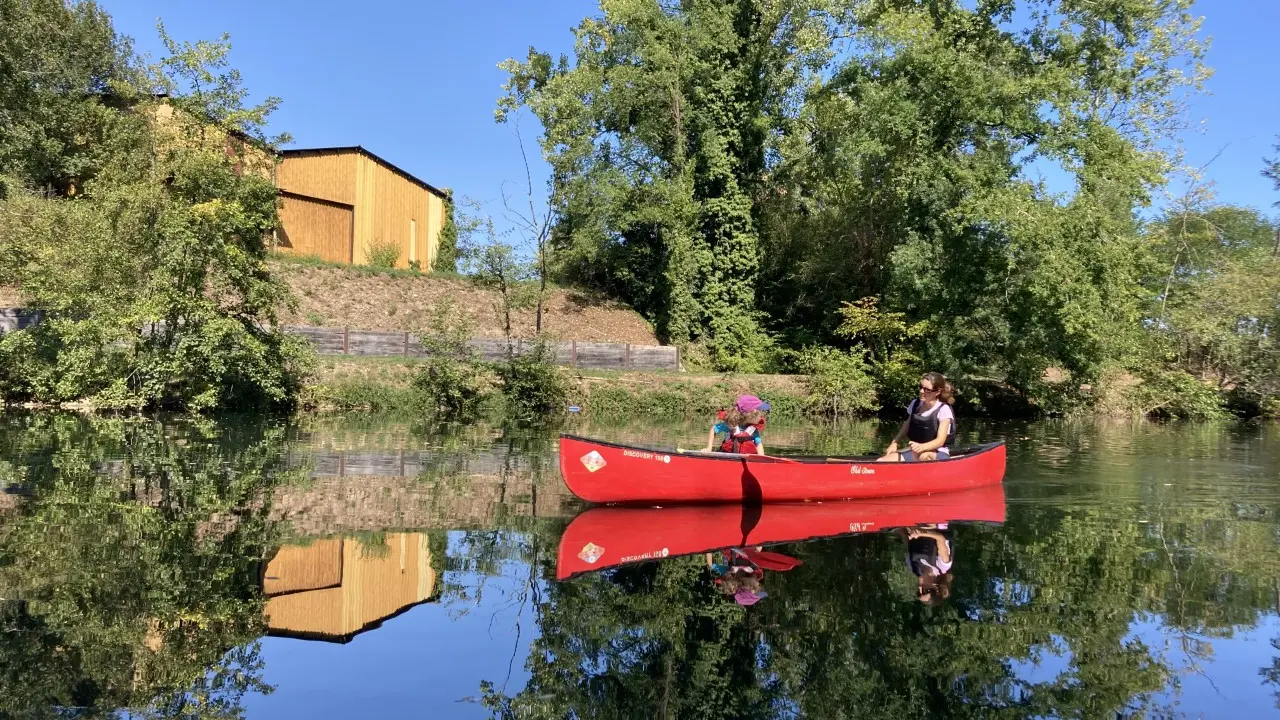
<box><xmin>885</xmin><ymin>420</ymin><xmax>911</xmax><ymax>453</ymax></box>
<box><xmin>704</xmin><ymin>426</ymin><xmax>717</xmax><ymax>452</ymax></box>
<box><xmin>755</xmin><ymin>439</ymin><xmax>765</xmax><ymax>456</ymax></box>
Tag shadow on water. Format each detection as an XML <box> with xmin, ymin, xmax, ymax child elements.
<box><xmin>0</xmin><ymin>412</ymin><xmax>1278</xmax><ymax>717</ymax></box>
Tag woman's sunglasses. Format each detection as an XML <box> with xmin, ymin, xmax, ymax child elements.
<box><xmin>919</xmin><ymin>384</ymin><xmax>937</xmax><ymax>393</ymax></box>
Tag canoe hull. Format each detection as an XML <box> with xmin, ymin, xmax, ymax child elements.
<box><xmin>556</xmin><ymin>484</ymin><xmax>1006</xmax><ymax>580</ymax></box>
<box><xmin>558</xmin><ymin>434</ymin><xmax>1006</xmax><ymax>505</ymax></box>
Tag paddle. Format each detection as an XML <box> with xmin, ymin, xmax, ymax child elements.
<box><xmin>677</xmin><ymin>448</ymin><xmax>800</xmax><ymax>463</ymax></box>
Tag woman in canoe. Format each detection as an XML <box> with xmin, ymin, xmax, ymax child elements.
<box><xmin>879</xmin><ymin>372</ymin><xmax>956</xmax><ymax>462</ymax></box>
<box><xmin>703</xmin><ymin>394</ymin><xmax>770</xmax><ymax>455</ymax></box>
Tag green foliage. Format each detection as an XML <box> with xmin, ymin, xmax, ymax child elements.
<box><xmin>433</xmin><ymin>196</ymin><xmax>461</xmax><ymax>273</ymax></box>
<box><xmin>571</xmin><ymin>373</ymin><xmax>807</xmax><ymax>420</ymax></box>
<box><xmin>0</xmin><ymin>8</ymin><xmax>311</xmax><ymax>411</ymax></box>
<box><xmin>366</xmin><ymin>238</ymin><xmax>400</xmax><ymax>269</ymax></box>
<box><xmin>796</xmin><ymin>346</ymin><xmax>877</xmax><ymax>418</ymax></box>
<box><xmin>1140</xmin><ymin>204</ymin><xmax>1280</xmax><ymax>416</ymax></box>
<box><xmin>302</xmin><ymin>377</ymin><xmax>418</xmax><ymax>413</ymax></box>
<box><xmin>501</xmin><ymin>0</ymin><xmax>1218</xmax><ymax>395</ymax></box>
<box><xmin>498</xmin><ymin>0</ymin><xmax>834</xmax><ymax>366</ymax></box>
<box><xmin>0</xmin><ymin>414</ymin><xmax>286</xmax><ymax>717</ymax></box>
<box><xmin>834</xmin><ymin>297</ymin><xmax>930</xmax><ymax>409</ymax></box>
<box><xmin>411</xmin><ymin>302</ymin><xmax>490</xmax><ymax>422</ymax></box>
<box><xmin>1127</xmin><ymin>365</ymin><xmax>1228</xmax><ymax>420</ymax></box>
<box><xmin>497</xmin><ymin>341</ymin><xmax>567</xmax><ymax>421</ymax></box>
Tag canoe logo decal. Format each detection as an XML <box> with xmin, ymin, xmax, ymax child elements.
<box><xmin>578</xmin><ymin>542</ymin><xmax>605</xmax><ymax>564</ymax></box>
<box><xmin>849</xmin><ymin>465</ymin><xmax>875</xmax><ymax>475</ymax></box>
<box><xmin>580</xmin><ymin>450</ymin><xmax>607</xmax><ymax>473</ymax></box>
<box><xmin>622</xmin><ymin>449</ymin><xmax>671</xmax><ymax>464</ymax></box>
<box><xmin>620</xmin><ymin>547</ymin><xmax>670</xmax><ymax>563</ymax></box>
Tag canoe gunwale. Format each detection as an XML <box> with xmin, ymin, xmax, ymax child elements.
<box><xmin>558</xmin><ymin>433</ymin><xmax>1005</xmax><ymax>465</ymax></box>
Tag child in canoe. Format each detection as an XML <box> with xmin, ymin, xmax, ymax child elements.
<box><xmin>703</xmin><ymin>394</ymin><xmax>770</xmax><ymax>455</ymax></box>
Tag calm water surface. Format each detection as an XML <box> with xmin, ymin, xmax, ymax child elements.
<box><xmin>0</xmin><ymin>412</ymin><xmax>1277</xmax><ymax>718</ymax></box>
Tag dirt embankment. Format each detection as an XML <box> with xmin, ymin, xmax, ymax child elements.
<box><xmin>0</xmin><ymin>263</ymin><xmax>660</xmax><ymax>345</ymax></box>
<box><xmin>271</xmin><ymin>262</ymin><xmax>659</xmax><ymax>344</ymax></box>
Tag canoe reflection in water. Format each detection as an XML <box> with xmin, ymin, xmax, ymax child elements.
<box><xmin>555</xmin><ymin>484</ymin><xmax>1006</xmax><ymax>593</ymax></box>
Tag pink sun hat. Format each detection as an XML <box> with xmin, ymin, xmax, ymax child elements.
<box><xmin>735</xmin><ymin>395</ymin><xmax>764</xmax><ymax>413</ymax></box>
<box><xmin>734</xmin><ymin>589</ymin><xmax>768</xmax><ymax>606</ymax></box>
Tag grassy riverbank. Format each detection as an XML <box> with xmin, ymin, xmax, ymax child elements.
<box><xmin>302</xmin><ymin>356</ymin><xmax>811</xmax><ymax>417</ymax></box>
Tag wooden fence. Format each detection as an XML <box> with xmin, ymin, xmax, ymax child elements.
<box><xmin>283</xmin><ymin>326</ymin><xmax>678</xmax><ymax>370</ymax></box>
<box><xmin>0</xmin><ymin>308</ymin><xmax>680</xmax><ymax>371</ymax></box>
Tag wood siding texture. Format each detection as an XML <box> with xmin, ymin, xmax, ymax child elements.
<box><xmin>426</xmin><ymin>193</ymin><xmax>444</xmax><ymax>268</ymax></box>
<box><xmin>274</xmin><ymin>149</ymin><xmax>446</xmax><ymax>271</ymax></box>
<box><xmin>277</xmin><ymin>152</ymin><xmax>357</xmax><ymax>206</ymax></box>
<box><xmin>263</xmin><ymin>533</ymin><xmax>437</xmax><ymax>642</ymax></box>
<box><xmin>277</xmin><ymin>195</ymin><xmax>354</xmax><ymax>263</ymax></box>
<box><xmin>353</xmin><ymin>154</ymin><xmax>437</xmax><ymax>269</ymax></box>
<box><xmin>263</xmin><ymin>538</ymin><xmax>343</xmax><ymax>595</ymax></box>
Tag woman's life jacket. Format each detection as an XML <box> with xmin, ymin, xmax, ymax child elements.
<box><xmin>906</xmin><ymin>398</ymin><xmax>956</xmax><ymax>447</ymax></box>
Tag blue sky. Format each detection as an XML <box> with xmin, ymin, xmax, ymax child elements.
<box><xmin>102</xmin><ymin>0</ymin><xmax>1279</xmax><ymax>219</ymax></box>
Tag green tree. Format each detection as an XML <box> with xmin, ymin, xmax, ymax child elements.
<box><xmin>1139</xmin><ymin>204</ymin><xmax>1280</xmax><ymax>415</ymax></box>
<box><xmin>0</xmin><ymin>10</ymin><xmax>311</xmax><ymax>411</ymax></box>
<box><xmin>498</xmin><ymin>0</ymin><xmax>833</xmax><ymax>369</ymax></box>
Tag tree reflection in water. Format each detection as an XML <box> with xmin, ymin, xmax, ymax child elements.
<box><xmin>0</xmin><ymin>414</ymin><xmax>285</xmax><ymax>719</ymax></box>
<box><xmin>484</xmin><ymin>501</ymin><xmax>1280</xmax><ymax>718</ymax></box>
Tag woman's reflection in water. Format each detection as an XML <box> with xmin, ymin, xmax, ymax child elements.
<box><xmin>902</xmin><ymin>523</ymin><xmax>954</xmax><ymax>606</ymax></box>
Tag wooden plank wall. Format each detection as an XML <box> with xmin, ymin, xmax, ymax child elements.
<box><xmin>277</xmin><ymin>194</ymin><xmax>354</xmax><ymax>264</ymax></box>
<box><xmin>426</xmin><ymin>193</ymin><xmax>444</xmax><ymax>270</ymax></box>
<box><xmin>277</xmin><ymin>153</ymin><xmax>357</xmax><ymax>206</ymax></box>
<box><xmin>353</xmin><ymin>154</ymin><xmax>444</xmax><ymax>270</ymax></box>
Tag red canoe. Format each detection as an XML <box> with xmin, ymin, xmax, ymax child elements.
<box><xmin>556</xmin><ymin>484</ymin><xmax>1007</xmax><ymax>579</ymax></box>
<box><xmin>558</xmin><ymin>434</ymin><xmax>1006</xmax><ymax>505</ymax></box>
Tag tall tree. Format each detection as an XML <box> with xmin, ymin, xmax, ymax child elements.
<box><xmin>498</xmin><ymin>0</ymin><xmax>835</xmax><ymax>369</ymax></box>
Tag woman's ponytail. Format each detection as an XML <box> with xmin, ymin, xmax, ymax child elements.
<box><xmin>923</xmin><ymin>372</ymin><xmax>955</xmax><ymax>405</ymax></box>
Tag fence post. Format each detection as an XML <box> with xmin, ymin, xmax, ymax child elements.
<box><xmin>571</xmin><ymin>340</ymin><xmax>577</xmax><ymax>366</ymax></box>
<box><xmin>624</xmin><ymin>343</ymin><xmax>632</xmax><ymax>369</ymax></box>
<box><xmin>342</xmin><ymin>326</ymin><xmax>349</xmax><ymax>354</ymax></box>
<box><xmin>675</xmin><ymin>345</ymin><xmax>681</xmax><ymax>371</ymax></box>
<box><xmin>403</xmin><ymin>332</ymin><xmax>409</xmax><ymax>356</ymax></box>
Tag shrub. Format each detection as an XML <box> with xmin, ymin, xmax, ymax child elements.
<box><xmin>366</xmin><ymin>239</ymin><xmax>400</xmax><ymax>269</ymax></box>
<box><xmin>411</xmin><ymin>303</ymin><xmax>490</xmax><ymax>421</ymax></box>
<box><xmin>497</xmin><ymin>341</ymin><xmax>567</xmax><ymax>420</ymax></box>
<box><xmin>1127</xmin><ymin>368</ymin><xmax>1228</xmax><ymax>420</ymax></box>
<box><xmin>1260</xmin><ymin>397</ymin><xmax>1280</xmax><ymax>419</ymax></box>
<box><xmin>796</xmin><ymin>346</ymin><xmax>877</xmax><ymax>418</ymax></box>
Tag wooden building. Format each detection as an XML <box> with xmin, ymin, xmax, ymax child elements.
<box><xmin>275</xmin><ymin>147</ymin><xmax>449</xmax><ymax>270</ymax></box>
<box><xmin>262</xmin><ymin>532</ymin><xmax>439</xmax><ymax>643</ymax></box>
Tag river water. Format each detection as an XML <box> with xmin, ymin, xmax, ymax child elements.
<box><xmin>0</xmin><ymin>412</ymin><xmax>1277</xmax><ymax>718</ymax></box>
